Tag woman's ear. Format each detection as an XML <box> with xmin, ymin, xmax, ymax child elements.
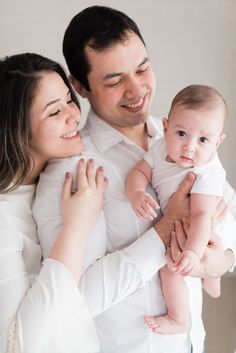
<box><xmin>216</xmin><ymin>133</ymin><xmax>226</xmax><ymax>149</ymax></box>
<box><xmin>69</xmin><ymin>75</ymin><xmax>88</xmax><ymax>98</ymax></box>
<box><xmin>162</xmin><ymin>117</ymin><xmax>168</xmax><ymax>135</ymax></box>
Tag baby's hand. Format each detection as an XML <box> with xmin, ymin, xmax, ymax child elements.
<box><xmin>173</xmin><ymin>249</ymin><xmax>200</xmax><ymax>276</ymax></box>
<box><xmin>130</xmin><ymin>190</ymin><xmax>159</xmax><ymax>222</ymax></box>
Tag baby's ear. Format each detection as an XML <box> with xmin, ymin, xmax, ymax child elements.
<box><xmin>216</xmin><ymin>133</ymin><xmax>226</xmax><ymax>149</ymax></box>
<box><xmin>162</xmin><ymin>117</ymin><xmax>168</xmax><ymax>134</ymax></box>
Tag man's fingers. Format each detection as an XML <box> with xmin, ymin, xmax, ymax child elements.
<box><xmin>177</xmin><ymin>172</ymin><xmax>196</xmax><ymax>197</ymax></box>
<box><xmin>182</xmin><ymin>218</ymin><xmax>190</xmax><ymax>234</ymax></box>
<box><xmin>165</xmin><ymin>246</ymin><xmax>176</xmax><ymax>270</ymax></box>
<box><xmin>170</xmin><ymin>230</ymin><xmax>182</xmax><ymax>262</ymax></box>
<box><xmin>175</xmin><ymin>220</ymin><xmax>187</xmax><ymax>251</ymax></box>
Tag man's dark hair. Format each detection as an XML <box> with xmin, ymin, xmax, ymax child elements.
<box><xmin>63</xmin><ymin>6</ymin><xmax>145</xmax><ymax>91</ymax></box>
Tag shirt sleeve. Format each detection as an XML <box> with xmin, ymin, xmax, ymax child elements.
<box><xmin>0</xmin><ymin>231</ymin><xmax>96</xmax><ymax>353</ymax></box>
<box><xmin>34</xmin><ymin>157</ymin><xmax>166</xmax><ymax>318</ymax></box>
<box><xmin>143</xmin><ymin>140</ymin><xmax>159</xmax><ymax>168</ymax></box>
<box><xmin>80</xmin><ymin>228</ymin><xmax>166</xmax><ymax>317</ymax></box>
<box><xmin>192</xmin><ymin>155</ymin><xmax>226</xmax><ymax>196</ymax></box>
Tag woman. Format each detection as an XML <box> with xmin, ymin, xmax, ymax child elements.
<box><xmin>0</xmin><ymin>53</ymin><xmax>169</xmax><ymax>353</ymax></box>
<box><xmin>0</xmin><ymin>52</ymin><xmax>107</xmax><ymax>353</ymax></box>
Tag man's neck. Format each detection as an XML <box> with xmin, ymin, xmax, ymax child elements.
<box><xmin>116</xmin><ymin>123</ymin><xmax>149</xmax><ymax>151</ymax></box>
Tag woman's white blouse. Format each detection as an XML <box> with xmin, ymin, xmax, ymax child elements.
<box><xmin>0</xmin><ymin>185</ymin><xmax>164</xmax><ymax>353</ymax></box>
<box><xmin>0</xmin><ymin>185</ymin><xmax>98</xmax><ymax>353</ymax></box>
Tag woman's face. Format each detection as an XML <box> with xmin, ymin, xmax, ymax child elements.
<box><xmin>29</xmin><ymin>71</ymin><xmax>84</xmax><ymax>165</ymax></box>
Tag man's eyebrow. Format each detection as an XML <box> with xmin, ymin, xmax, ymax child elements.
<box><xmin>43</xmin><ymin>90</ymin><xmax>70</xmax><ymax>111</ymax></box>
<box><xmin>102</xmin><ymin>57</ymin><xmax>150</xmax><ymax>81</ymax></box>
<box><xmin>138</xmin><ymin>57</ymin><xmax>149</xmax><ymax>67</ymax></box>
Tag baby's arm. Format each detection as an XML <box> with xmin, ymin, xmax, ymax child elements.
<box><xmin>175</xmin><ymin>193</ymin><xmax>217</xmax><ymax>273</ymax></box>
<box><xmin>126</xmin><ymin>159</ymin><xmax>159</xmax><ymax>221</ymax></box>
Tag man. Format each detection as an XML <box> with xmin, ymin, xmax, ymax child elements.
<box><xmin>34</xmin><ymin>6</ymin><xmax>236</xmax><ymax>353</ymax></box>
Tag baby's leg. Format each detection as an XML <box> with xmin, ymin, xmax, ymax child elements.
<box><xmin>144</xmin><ymin>265</ymin><xmax>189</xmax><ymax>334</ymax></box>
<box><xmin>202</xmin><ymin>277</ymin><xmax>221</xmax><ymax>298</ymax></box>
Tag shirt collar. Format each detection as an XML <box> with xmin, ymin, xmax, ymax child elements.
<box><xmin>84</xmin><ymin>109</ymin><xmax>163</xmax><ymax>154</ymax></box>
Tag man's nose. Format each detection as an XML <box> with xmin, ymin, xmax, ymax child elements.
<box><xmin>124</xmin><ymin>76</ymin><xmax>143</xmax><ymax>99</ymax></box>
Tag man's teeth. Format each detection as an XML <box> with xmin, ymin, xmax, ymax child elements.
<box><xmin>61</xmin><ymin>129</ymin><xmax>78</xmax><ymax>139</ymax></box>
<box><xmin>126</xmin><ymin>97</ymin><xmax>144</xmax><ymax>108</ymax></box>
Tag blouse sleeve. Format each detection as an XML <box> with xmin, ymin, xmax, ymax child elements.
<box><xmin>0</xmin><ymin>223</ymin><xmax>97</xmax><ymax>353</ymax></box>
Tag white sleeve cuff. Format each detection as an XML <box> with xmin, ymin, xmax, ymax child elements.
<box><xmin>123</xmin><ymin>227</ymin><xmax>166</xmax><ymax>281</ymax></box>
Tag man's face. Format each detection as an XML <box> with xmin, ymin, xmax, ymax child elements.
<box><xmin>80</xmin><ymin>31</ymin><xmax>156</xmax><ymax>133</ymax></box>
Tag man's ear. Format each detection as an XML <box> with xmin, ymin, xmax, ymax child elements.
<box><xmin>69</xmin><ymin>75</ymin><xmax>88</xmax><ymax>98</ymax></box>
<box><xmin>216</xmin><ymin>133</ymin><xmax>226</xmax><ymax>149</ymax></box>
<box><xmin>162</xmin><ymin>117</ymin><xmax>168</xmax><ymax>135</ymax></box>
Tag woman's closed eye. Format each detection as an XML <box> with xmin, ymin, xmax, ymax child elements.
<box><xmin>49</xmin><ymin>109</ymin><xmax>61</xmax><ymax>117</ymax></box>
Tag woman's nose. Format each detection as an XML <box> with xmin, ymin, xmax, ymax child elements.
<box><xmin>65</xmin><ymin>106</ymin><xmax>80</xmax><ymax>125</ymax></box>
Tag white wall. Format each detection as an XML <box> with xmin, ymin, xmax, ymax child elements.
<box><xmin>1</xmin><ymin>0</ymin><xmax>236</xmax><ymax>187</ymax></box>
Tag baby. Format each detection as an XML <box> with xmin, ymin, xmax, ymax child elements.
<box><xmin>126</xmin><ymin>84</ymin><xmax>228</xmax><ymax>334</ymax></box>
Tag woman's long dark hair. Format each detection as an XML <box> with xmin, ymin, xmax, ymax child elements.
<box><xmin>0</xmin><ymin>53</ymin><xmax>79</xmax><ymax>194</ymax></box>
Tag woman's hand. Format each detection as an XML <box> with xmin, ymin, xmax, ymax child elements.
<box><xmin>61</xmin><ymin>158</ymin><xmax>107</xmax><ymax>234</ymax></box>
<box><xmin>49</xmin><ymin>158</ymin><xmax>107</xmax><ymax>282</ymax></box>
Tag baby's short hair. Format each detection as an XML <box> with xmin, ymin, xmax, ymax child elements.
<box><xmin>169</xmin><ymin>84</ymin><xmax>228</xmax><ymax>119</ymax></box>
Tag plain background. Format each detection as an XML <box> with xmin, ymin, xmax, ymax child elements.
<box><xmin>1</xmin><ymin>0</ymin><xmax>236</xmax><ymax>187</ymax></box>
<box><xmin>1</xmin><ymin>1</ymin><xmax>236</xmax><ymax>352</ymax></box>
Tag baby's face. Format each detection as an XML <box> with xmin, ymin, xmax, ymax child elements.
<box><xmin>163</xmin><ymin>104</ymin><xmax>225</xmax><ymax>167</ymax></box>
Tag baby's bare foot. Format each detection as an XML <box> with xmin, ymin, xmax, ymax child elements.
<box><xmin>144</xmin><ymin>315</ymin><xmax>188</xmax><ymax>335</ymax></box>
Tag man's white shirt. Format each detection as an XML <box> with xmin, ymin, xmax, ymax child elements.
<box><xmin>34</xmin><ymin>110</ymin><xmax>236</xmax><ymax>353</ymax></box>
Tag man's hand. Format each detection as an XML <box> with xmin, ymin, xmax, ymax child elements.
<box><xmin>166</xmin><ymin>219</ymin><xmax>235</xmax><ymax>278</ymax></box>
<box><xmin>154</xmin><ymin>172</ymin><xmax>196</xmax><ymax>247</ymax></box>
<box><xmin>165</xmin><ymin>172</ymin><xmax>196</xmax><ymax>221</ymax></box>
